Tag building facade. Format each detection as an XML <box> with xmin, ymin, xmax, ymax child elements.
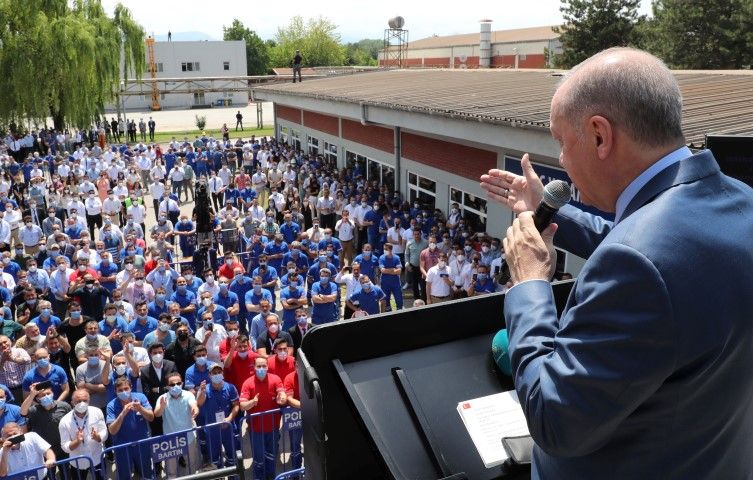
<box><xmin>380</xmin><ymin>25</ymin><xmax>562</xmax><ymax>69</ymax></box>
<box><xmin>118</xmin><ymin>40</ymin><xmax>248</xmax><ymax>110</ymax></box>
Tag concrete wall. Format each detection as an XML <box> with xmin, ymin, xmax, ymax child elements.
<box><xmin>116</xmin><ymin>41</ymin><xmax>249</xmax><ymax>110</ymax></box>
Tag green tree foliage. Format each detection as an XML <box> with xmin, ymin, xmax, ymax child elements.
<box><xmin>0</xmin><ymin>0</ymin><xmax>145</xmax><ymax>130</ymax></box>
<box><xmin>346</xmin><ymin>39</ymin><xmax>381</xmax><ymax>66</ymax></box>
<box><xmin>270</xmin><ymin>16</ymin><xmax>346</xmax><ymax>67</ymax></box>
<box><xmin>640</xmin><ymin>0</ymin><xmax>753</xmax><ymax>69</ymax></box>
<box><xmin>223</xmin><ymin>18</ymin><xmax>270</xmax><ymax>75</ymax></box>
<box><xmin>554</xmin><ymin>0</ymin><xmax>643</xmax><ymax>68</ymax></box>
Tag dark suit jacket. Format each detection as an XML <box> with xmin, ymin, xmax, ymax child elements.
<box><xmin>287</xmin><ymin>325</ymin><xmax>306</xmax><ymax>353</ymax></box>
<box><xmin>139</xmin><ymin>359</ymin><xmax>178</xmax><ymax>407</ymax></box>
<box><xmin>505</xmin><ymin>151</ymin><xmax>753</xmax><ymax>478</ymax></box>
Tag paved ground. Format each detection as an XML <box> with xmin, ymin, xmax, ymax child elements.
<box><xmin>103</xmin><ymin>102</ymin><xmax>275</xmax><ymax>132</ymax></box>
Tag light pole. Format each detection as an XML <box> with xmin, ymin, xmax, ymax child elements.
<box><xmin>120</xmin><ymin>80</ymin><xmax>127</xmax><ymax>126</ymax></box>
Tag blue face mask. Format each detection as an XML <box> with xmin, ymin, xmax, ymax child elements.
<box><xmin>255</xmin><ymin>367</ymin><xmax>267</xmax><ymax>380</ymax></box>
<box><xmin>291</xmin><ymin>249</ymin><xmax>300</xmax><ymax>256</ymax></box>
<box><xmin>210</xmin><ymin>373</ymin><xmax>224</xmax><ymax>384</ymax></box>
<box><xmin>297</xmin><ymin>316</ymin><xmax>308</xmax><ymax>327</ymax></box>
<box><xmin>289</xmin><ymin>281</ymin><xmax>297</xmax><ymax>288</ymax></box>
<box><xmin>156</xmin><ymin>294</ymin><xmax>166</xmax><ymax>302</ymax></box>
<box><xmin>320</xmin><ymin>276</ymin><xmax>330</xmax><ymax>285</ymax></box>
<box><xmin>253</xmin><ymin>285</ymin><xmax>262</xmax><ymax>293</ymax></box>
<box><xmin>478</xmin><ymin>273</ymin><xmax>488</xmax><ymax>282</ymax></box>
<box><xmin>219</xmin><ymin>284</ymin><xmax>228</xmax><ymax>292</ymax></box>
<box><xmin>318</xmin><ymin>256</ymin><xmax>327</xmax><ymax>263</ymax></box>
<box><xmin>362</xmin><ymin>282</ymin><xmax>372</xmax><ymax>292</ymax></box>
<box><xmin>37</xmin><ymin>358</ymin><xmax>50</xmax><ymax>369</ymax></box>
<box><xmin>169</xmin><ymin>385</ymin><xmax>183</xmax><ymax>397</ymax></box>
<box><xmin>39</xmin><ymin>394</ymin><xmax>54</xmax><ymax>408</ymax></box>
<box><xmin>177</xmin><ymin>285</ymin><xmax>187</xmax><ymax>294</ymax></box>
<box><xmin>117</xmin><ymin>390</ymin><xmax>131</xmax><ymax>402</ymax></box>
<box><xmin>195</xmin><ymin>356</ymin><xmax>207</xmax><ymax>367</ymax></box>
<box><xmin>0</xmin><ymin>399</ymin><xmax>6</xmax><ymax>410</ymax></box>
<box><xmin>363</xmin><ymin>252</ymin><xmax>371</xmax><ymax>259</ymax></box>
<box><xmin>41</xmin><ymin>308</ymin><xmax>51</xmax><ymax>317</ymax></box>
<box><xmin>87</xmin><ymin>356</ymin><xmax>99</xmax><ymax>366</ymax></box>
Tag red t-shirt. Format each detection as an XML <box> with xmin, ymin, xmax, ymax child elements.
<box><xmin>223</xmin><ymin>350</ymin><xmax>258</xmax><ymax>392</ymax></box>
<box><xmin>144</xmin><ymin>259</ymin><xmax>158</xmax><ymax>276</ymax></box>
<box><xmin>283</xmin><ymin>371</ymin><xmax>299</xmax><ymax>401</ymax></box>
<box><xmin>240</xmin><ymin>374</ymin><xmax>283</xmax><ymax>432</ymax></box>
<box><xmin>68</xmin><ymin>268</ymin><xmax>99</xmax><ymax>283</ymax></box>
<box><xmin>218</xmin><ymin>262</ymin><xmax>245</xmax><ymax>280</ymax></box>
<box><xmin>268</xmin><ymin>354</ymin><xmax>295</xmax><ymax>382</ymax></box>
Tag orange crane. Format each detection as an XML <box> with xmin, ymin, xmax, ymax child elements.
<box><xmin>146</xmin><ymin>36</ymin><xmax>161</xmax><ymax>111</ymax></box>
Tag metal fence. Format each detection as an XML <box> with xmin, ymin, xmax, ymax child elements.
<box><xmin>5</xmin><ymin>455</ymin><xmax>97</xmax><ymax>480</ymax></box>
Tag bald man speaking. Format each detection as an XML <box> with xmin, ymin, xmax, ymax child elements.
<box><xmin>481</xmin><ymin>48</ymin><xmax>753</xmax><ymax>479</ymax></box>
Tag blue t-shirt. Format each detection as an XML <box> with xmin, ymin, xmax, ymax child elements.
<box><xmin>263</xmin><ymin>242</ymin><xmax>289</xmax><ymax>271</ymax></box>
<box><xmin>364</xmin><ymin>210</ymin><xmax>381</xmax><ymax>235</ymax></box>
<box><xmin>251</xmin><ymin>266</ymin><xmax>279</xmax><ymax>302</ymax></box>
<box><xmin>353</xmin><ymin>253</ymin><xmax>379</xmax><ymax>281</ymax></box>
<box><xmin>143</xmin><ymin>330</ymin><xmax>175</xmax><ymax>350</ymax></box>
<box><xmin>22</xmin><ymin>365</ymin><xmax>69</xmax><ymax>398</ymax></box>
<box><xmin>213</xmin><ymin>291</ymin><xmax>239</xmax><ymax>322</ymax></box>
<box><xmin>0</xmin><ymin>403</ymin><xmax>26</xmax><ymax>430</ymax></box>
<box><xmin>318</xmin><ymin>238</ymin><xmax>342</xmax><ymax>255</ymax></box>
<box><xmin>170</xmin><ymin>289</ymin><xmax>197</xmax><ymax>328</ymax></box>
<box><xmin>147</xmin><ymin>300</ymin><xmax>170</xmax><ymax>319</ymax></box>
<box><xmin>105</xmin><ymin>370</ymin><xmax>139</xmax><ymax>401</ymax></box>
<box><xmin>127</xmin><ymin>316</ymin><xmax>159</xmax><ymax>341</ymax></box>
<box><xmin>184</xmin><ymin>363</ymin><xmax>211</xmax><ymax>392</ymax></box>
<box><xmin>473</xmin><ymin>278</ymin><xmax>496</xmax><ymax>294</ymax></box>
<box><xmin>106</xmin><ymin>392</ymin><xmax>152</xmax><ymax>445</ymax></box>
<box><xmin>99</xmin><ymin>317</ymin><xmax>130</xmax><ymax>353</ymax></box>
<box><xmin>279</xmin><ymin>223</ymin><xmax>300</xmax><ymax>244</ymax></box>
<box><xmin>199</xmin><ymin>382</ymin><xmax>238</xmax><ymax>426</ymax></box>
<box><xmin>96</xmin><ymin>262</ymin><xmax>120</xmax><ymax>292</ymax></box>
<box><xmin>348</xmin><ymin>285</ymin><xmax>386</xmax><ymax>315</ymax></box>
<box><xmin>281</xmin><ymin>252</ymin><xmax>309</xmax><ymax>273</ymax></box>
<box><xmin>311</xmin><ymin>280</ymin><xmax>338</xmax><ymax>325</ymax></box>
<box><xmin>196</xmin><ymin>305</ymin><xmax>229</xmax><ymax>326</ymax></box>
<box><xmin>379</xmin><ymin>254</ymin><xmax>402</xmax><ymax>283</ymax></box>
<box><xmin>306</xmin><ymin>262</ymin><xmax>337</xmax><ymax>288</ymax></box>
<box><xmin>30</xmin><ymin>314</ymin><xmax>61</xmax><ymax>335</ymax></box>
<box><xmin>279</xmin><ymin>286</ymin><xmax>305</xmax><ymax>330</ymax></box>
<box><xmin>229</xmin><ymin>276</ymin><xmax>253</xmax><ymax>320</ymax></box>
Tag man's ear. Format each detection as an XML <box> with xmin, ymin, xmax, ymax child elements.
<box><xmin>588</xmin><ymin>115</ymin><xmax>613</xmax><ymax>159</ymax></box>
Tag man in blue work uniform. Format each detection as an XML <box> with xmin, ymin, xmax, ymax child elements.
<box><xmin>197</xmin><ymin>363</ymin><xmax>240</xmax><ymax>468</ymax></box>
<box><xmin>213</xmin><ymin>278</ymin><xmax>240</xmax><ymax>324</ymax></box>
<box><xmin>353</xmin><ymin>244</ymin><xmax>379</xmax><ymax>283</ymax></box>
<box><xmin>363</xmin><ymin>203</ymin><xmax>382</xmax><ymax>254</ymax></box>
<box><xmin>252</xmin><ymin>255</ymin><xmax>279</xmax><ymax>306</ymax></box>
<box><xmin>171</xmin><ymin>276</ymin><xmax>197</xmax><ymax>330</ymax></box>
<box><xmin>347</xmin><ymin>275</ymin><xmax>385</xmax><ymax>315</ymax></box>
<box><xmin>310</xmin><ymin>268</ymin><xmax>338</xmax><ymax>325</ymax></box>
<box><xmin>378</xmin><ymin>243</ymin><xmax>403</xmax><ymax>311</ymax></box>
<box><xmin>306</xmin><ymin>255</ymin><xmax>336</xmax><ymax>293</ymax></box>
<box><xmin>279</xmin><ymin>274</ymin><xmax>306</xmax><ymax>331</ymax></box>
<box><xmin>244</xmin><ymin>277</ymin><xmax>273</xmax><ymax>337</ymax></box>
<box><xmin>128</xmin><ymin>302</ymin><xmax>158</xmax><ymax>345</ymax></box>
<box><xmin>106</xmin><ymin>377</ymin><xmax>155</xmax><ymax>480</ymax></box>
<box><xmin>278</xmin><ymin>214</ymin><xmax>300</xmax><ymax>244</ymax></box>
<box><xmin>281</xmin><ymin>241</ymin><xmax>309</xmax><ymax>275</ymax></box>
<box><xmin>263</xmin><ymin>234</ymin><xmax>288</xmax><ymax>275</ymax></box>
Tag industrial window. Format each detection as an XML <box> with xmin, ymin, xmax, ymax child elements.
<box><xmin>307</xmin><ymin>136</ymin><xmax>320</xmax><ymax>156</ymax></box>
<box><xmin>223</xmin><ymin>61</ymin><xmax>230</xmax><ymax>71</ymax></box>
<box><xmin>450</xmin><ymin>187</ymin><xmax>487</xmax><ymax>232</ymax></box>
<box><xmin>408</xmin><ymin>172</ymin><xmax>436</xmax><ymax>210</ymax></box>
<box><xmin>157</xmin><ymin>63</ymin><xmax>163</xmax><ymax>72</ymax></box>
<box><xmin>280</xmin><ymin>126</ymin><xmax>289</xmax><ymax>144</ymax></box>
<box><xmin>346</xmin><ymin>151</ymin><xmax>394</xmax><ymax>189</ymax></box>
<box><xmin>323</xmin><ymin>142</ymin><xmax>338</xmax><ymax>166</ymax></box>
<box><xmin>181</xmin><ymin>62</ymin><xmax>200</xmax><ymax>72</ymax></box>
<box><xmin>290</xmin><ymin>129</ymin><xmax>302</xmax><ymax>151</ymax></box>
<box><xmin>519</xmin><ymin>54</ymin><xmax>527</xmax><ymax>61</ymax></box>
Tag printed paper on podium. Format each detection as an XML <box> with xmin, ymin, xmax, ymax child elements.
<box><xmin>457</xmin><ymin>389</ymin><xmax>531</xmax><ymax>468</ymax></box>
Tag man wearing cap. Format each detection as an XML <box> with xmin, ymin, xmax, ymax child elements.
<box><xmin>197</xmin><ymin>362</ymin><xmax>239</xmax><ymax>468</ymax></box>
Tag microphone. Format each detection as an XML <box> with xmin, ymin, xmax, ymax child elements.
<box><xmin>533</xmin><ymin>180</ymin><xmax>571</xmax><ymax>232</ymax></box>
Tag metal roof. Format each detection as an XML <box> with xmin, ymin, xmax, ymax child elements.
<box><xmin>252</xmin><ymin>68</ymin><xmax>753</xmax><ymax>147</ymax></box>
<box><xmin>407</xmin><ymin>25</ymin><xmax>559</xmax><ymax>50</ymax></box>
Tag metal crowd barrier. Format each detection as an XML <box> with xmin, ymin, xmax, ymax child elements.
<box><xmin>238</xmin><ymin>407</ymin><xmax>303</xmax><ymax>480</ymax></box>
<box><xmin>4</xmin><ymin>455</ymin><xmax>97</xmax><ymax>480</ymax></box>
<box><xmin>100</xmin><ymin>420</ymin><xmax>239</xmax><ymax>480</ymax></box>
<box><xmin>274</xmin><ymin>468</ymin><xmax>305</xmax><ymax>480</ymax></box>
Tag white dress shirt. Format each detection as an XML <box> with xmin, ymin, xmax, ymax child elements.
<box><xmin>59</xmin><ymin>406</ymin><xmax>108</xmax><ymax>467</ymax></box>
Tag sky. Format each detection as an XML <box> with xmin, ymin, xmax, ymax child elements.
<box><xmin>101</xmin><ymin>0</ymin><xmax>654</xmax><ymax>43</ymax></box>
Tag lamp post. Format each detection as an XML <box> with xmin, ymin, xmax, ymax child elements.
<box><xmin>120</xmin><ymin>80</ymin><xmax>127</xmax><ymax>126</ymax></box>
<box><xmin>513</xmin><ymin>47</ymin><xmax>519</xmax><ymax>69</ymax></box>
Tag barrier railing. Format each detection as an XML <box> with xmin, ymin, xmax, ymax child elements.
<box><xmin>100</xmin><ymin>419</ymin><xmax>238</xmax><ymax>480</ymax></box>
<box><xmin>239</xmin><ymin>407</ymin><xmax>303</xmax><ymax>480</ymax></box>
<box><xmin>274</xmin><ymin>468</ymin><xmax>305</xmax><ymax>480</ymax></box>
<box><xmin>4</xmin><ymin>455</ymin><xmax>96</xmax><ymax>480</ymax></box>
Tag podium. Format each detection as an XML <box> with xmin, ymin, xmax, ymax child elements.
<box><xmin>296</xmin><ymin>280</ymin><xmax>575</xmax><ymax>480</ymax></box>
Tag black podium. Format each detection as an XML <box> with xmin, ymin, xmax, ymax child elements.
<box><xmin>296</xmin><ymin>280</ymin><xmax>574</xmax><ymax>480</ymax></box>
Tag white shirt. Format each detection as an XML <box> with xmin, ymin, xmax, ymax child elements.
<box><xmin>149</xmin><ymin>182</ymin><xmax>165</xmax><ymax>200</ymax></box>
<box><xmin>102</xmin><ymin>198</ymin><xmax>121</xmax><ymax>215</ymax></box>
<box><xmin>127</xmin><ymin>204</ymin><xmax>146</xmax><ymax>224</ymax></box>
<box><xmin>84</xmin><ymin>197</ymin><xmax>102</xmax><ymax>215</ymax></box>
<box><xmin>59</xmin><ymin>407</ymin><xmax>108</xmax><ymax>467</ymax></box>
<box><xmin>426</xmin><ymin>264</ymin><xmax>452</xmax><ymax>297</ymax></box>
<box><xmin>252</xmin><ymin>172</ymin><xmax>267</xmax><ymax>188</ymax></box>
<box><xmin>248</xmin><ymin>205</ymin><xmax>265</xmax><ymax>223</ymax></box>
<box><xmin>0</xmin><ymin>219</ymin><xmax>11</xmax><ymax>243</ymax></box>
<box><xmin>386</xmin><ymin>227</ymin><xmax>406</xmax><ymax>254</ymax></box>
<box><xmin>113</xmin><ymin>185</ymin><xmax>129</xmax><ymax>200</ymax></box>
<box><xmin>0</xmin><ymin>431</ymin><xmax>50</xmax><ymax>479</ymax></box>
<box><xmin>137</xmin><ymin>156</ymin><xmax>152</xmax><ymax>171</ymax></box>
<box><xmin>335</xmin><ymin>218</ymin><xmax>355</xmax><ymax>241</ymax></box>
<box><xmin>354</xmin><ymin>204</ymin><xmax>369</xmax><ymax>226</ymax></box>
<box><xmin>449</xmin><ymin>259</ymin><xmax>473</xmax><ymax>289</ymax></box>
<box><xmin>208</xmin><ymin>176</ymin><xmax>224</xmax><ymax>194</ymax></box>
<box><xmin>218</xmin><ymin>168</ymin><xmax>232</xmax><ymax>186</ymax></box>
<box><xmin>159</xmin><ymin>198</ymin><xmax>180</xmax><ymax>215</ymax></box>
<box><xmin>334</xmin><ymin>271</ymin><xmax>362</xmax><ymax>298</ymax></box>
<box><xmin>269</xmin><ymin>192</ymin><xmax>285</xmax><ymax>211</ymax></box>
<box><xmin>195</xmin><ymin>324</ymin><xmax>228</xmax><ymax>363</ymax></box>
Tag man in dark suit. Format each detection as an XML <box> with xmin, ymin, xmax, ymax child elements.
<box><xmin>482</xmin><ymin>47</ymin><xmax>753</xmax><ymax>479</ymax></box>
<box><xmin>287</xmin><ymin>308</ymin><xmax>309</xmax><ymax>355</ymax></box>
<box><xmin>137</xmin><ymin>342</ymin><xmax>177</xmax><ymax>437</ymax></box>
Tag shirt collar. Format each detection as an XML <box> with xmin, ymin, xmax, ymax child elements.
<box><xmin>614</xmin><ymin>146</ymin><xmax>692</xmax><ymax>223</ymax></box>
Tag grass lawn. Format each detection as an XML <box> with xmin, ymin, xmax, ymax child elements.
<box><xmin>149</xmin><ymin>126</ymin><xmax>274</xmax><ymax>145</ymax></box>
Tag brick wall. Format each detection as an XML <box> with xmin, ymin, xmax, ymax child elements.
<box><xmin>401</xmin><ymin>132</ymin><xmax>496</xmax><ymax>180</ymax></box>
<box><xmin>341</xmin><ymin>119</ymin><xmax>394</xmax><ymax>153</ymax></box>
<box><xmin>276</xmin><ymin>105</ymin><xmax>302</xmax><ymax>124</ymax></box>
<box><xmin>303</xmin><ymin>110</ymin><xmax>339</xmax><ymax>136</ymax></box>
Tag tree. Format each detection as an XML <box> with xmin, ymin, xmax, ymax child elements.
<box><xmin>223</xmin><ymin>19</ymin><xmax>270</xmax><ymax>75</ymax></box>
<box><xmin>554</xmin><ymin>0</ymin><xmax>643</xmax><ymax>68</ymax></box>
<box><xmin>270</xmin><ymin>16</ymin><xmax>346</xmax><ymax>68</ymax></box>
<box><xmin>346</xmin><ymin>39</ymin><xmax>382</xmax><ymax>66</ymax></box>
<box><xmin>640</xmin><ymin>0</ymin><xmax>753</xmax><ymax>69</ymax></box>
<box><xmin>0</xmin><ymin>0</ymin><xmax>145</xmax><ymax>131</ymax></box>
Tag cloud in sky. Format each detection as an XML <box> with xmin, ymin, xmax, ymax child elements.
<box><xmin>101</xmin><ymin>0</ymin><xmax>653</xmax><ymax>43</ymax></box>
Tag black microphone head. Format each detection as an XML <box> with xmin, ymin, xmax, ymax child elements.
<box><xmin>542</xmin><ymin>180</ymin><xmax>572</xmax><ymax>209</ymax></box>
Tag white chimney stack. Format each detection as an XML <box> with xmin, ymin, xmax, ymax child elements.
<box><xmin>480</xmin><ymin>19</ymin><xmax>492</xmax><ymax>68</ymax></box>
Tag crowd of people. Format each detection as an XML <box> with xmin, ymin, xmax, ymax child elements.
<box><xmin>0</xmin><ymin>124</ymin><xmax>513</xmax><ymax>480</ymax></box>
